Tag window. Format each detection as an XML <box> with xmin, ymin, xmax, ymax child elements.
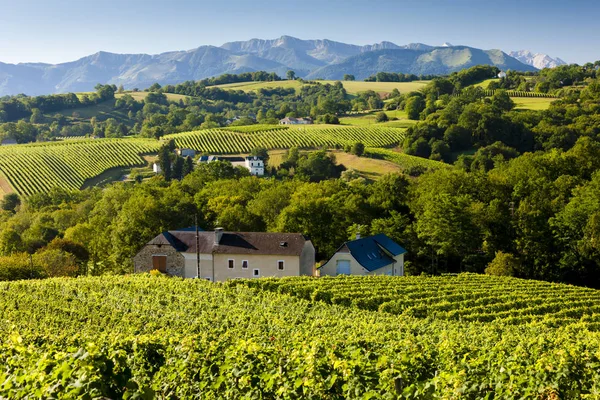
<box><xmin>278</xmin><ymin>260</ymin><xmax>284</xmax><ymax>270</ymax></box>
<box><xmin>242</xmin><ymin>260</ymin><xmax>248</xmax><ymax>269</ymax></box>
<box><xmin>253</xmin><ymin>268</ymin><xmax>260</xmax><ymax>277</ymax></box>
<box><xmin>152</xmin><ymin>255</ymin><xmax>167</xmax><ymax>272</ymax></box>
<box><xmin>228</xmin><ymin>259</ymin><xmax>234</xmax><ymax>269</ymax></box>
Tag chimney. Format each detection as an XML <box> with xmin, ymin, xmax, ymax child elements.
<box><xmin>214</xmin><ymin>227</ymin><xmax>223</xmax><ymax>245</ymax></box>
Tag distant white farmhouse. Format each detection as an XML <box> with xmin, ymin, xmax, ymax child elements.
<box><xmin>245</xmin><ymin>156</ymin><xmax>264</xmax><ymax>176</ymax></box>
<box><xmin>498</xmin><ymin>71</ymin><xmax>507</xmax><ymax>79</ymax></box>
<box><xmin>153</xmin><ymin>163</ymin><xmax>162</xmax><ymax>174</ymax></box>
<box><xmin>177</xmin><ymin>148</ymin><xmax>196</xmax><ymax>158</ymax></box>
<box><xmin>279</xmin><ymin>117</ymin><xmax>313</xmax><ymax>125</ymax></box>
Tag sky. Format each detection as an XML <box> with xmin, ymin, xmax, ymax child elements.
<box><xmin>0</xmin><ymin>0</ymin><xmax>598</xmax><ymax>65</ymax></box>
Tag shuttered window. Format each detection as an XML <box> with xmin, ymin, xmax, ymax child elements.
<box><xmin>228</xmin><ymin>259</ymin><xmax>234</xmax><ymax>269</ymax></box>
<box><xmin>152</xmin><ymin>255</ymin><xmax>167</xmax><ymax>272</ymax></box>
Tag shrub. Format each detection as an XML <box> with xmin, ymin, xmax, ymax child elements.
<box><xmin>485</xmin><ymin>251</ymin><xmax>520</xmax><ymax>277</ymax></box>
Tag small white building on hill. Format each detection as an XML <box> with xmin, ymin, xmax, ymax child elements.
<box><xmin>245</xmin><ymin>156</ymin><xmax>264</xmax><ymax>176</ymax></box>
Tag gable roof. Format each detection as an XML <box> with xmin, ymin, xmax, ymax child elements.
<box><xmin>146</xmin><ymin>230</ymin><xmax>308</xmax><ymax>256</ymax></box>
<box><xmin>320</xmin><ymin>234</ymin><xmax>406</xmax><ymax>272</ymax></box>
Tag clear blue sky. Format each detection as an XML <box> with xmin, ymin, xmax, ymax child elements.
<box><xmin>0</xmin><ymin>0</ymin><xmax>598</xmax><ymax>65</ymax></box>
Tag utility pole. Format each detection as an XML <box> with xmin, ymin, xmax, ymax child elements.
<box><xmin>195</xmin><ymin>215</ymin><xmax>200</xmax><ymax>279</ymax></box>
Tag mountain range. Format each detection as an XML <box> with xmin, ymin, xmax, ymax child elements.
<box><xmin>0</xmin><ymin>36</ymin><xmax>565</xmax><ymax>96</ymax></box>
<box><xmin>509</xmin><ymin>50</ymin><xmax>567</xmax><ymax>69</ymax></box>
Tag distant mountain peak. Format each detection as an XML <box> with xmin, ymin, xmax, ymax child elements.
<box><xmin>509</xmin><ymin>50</ymin><xmax>566</xmax><ymax>69</ymax></box>
<box><xmin>441</xmin><ymin>42</ymin><xmax>453</xmax><ymax>47</ymax></box>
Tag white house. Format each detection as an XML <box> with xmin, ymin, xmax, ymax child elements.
<box><xmin>197</xmin><ymin>155</ymin><xmax>220</xmax><ymax>164</ymax></box>
<box><xmin>318</xmin><ymin>234</ymin><xmax>406</xmax><ymax>276</ymax></box>
<box><xmin>279</xmin><ymin>117</ymin><xmax>313</xmax><ymax>125</ymax></box>
<box><xmin>152</xmin><ymin>163</ymin><xmax>162</xmax><ymax>174</ymax></box>
<box><xmin>177</xmin><ymin>148</ymin><xmax>196</xmax><ymax>158</ymax></box>
<box><xmin>245</xmin><ymin>156</ymin><xmax>264</xmax><ymax>176</ymax></box>
<box><xmin>498</xmin><ymin>71</ymin><xmax>507</xmax><ymax>79</ymax></box>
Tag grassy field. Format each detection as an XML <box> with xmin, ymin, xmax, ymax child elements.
<box><xmin>322</xmin><ymin>80</ymin><xmax>429</xmax><ymax>94</ymax></box>
<box><xmin>474</xmin><ymin>78</ymin><xmax>499</xmax><ymax>88</ymax></box>
<box><xmin>513</xmin><ymin>97</ymin><xmax>556</xmax><ymax>110</ymax></box>
<box><xmin>332</xmin><ymin>151</ymin><xmax>402</xmax><ymax>179</ymax></box>
<box><xmin>116</xmin><ymin>91</ymin><xmax>191</xmax><ymax>102</ymax></box>
<box><xmin>213</xmin><ymin>80</ymin><xmax>429</xmax><ymax>95</ymax></box>
<box><xmin>212</xmin><ymin>80</ymin><xmax>304</xmax><ymax>92</ymax></box>
<box><xmin>340</xmin><ymin>109</ymin><xmax>417</xmax><ymax>128</ymax></box>
<box><xmin>56</xmin><ymin>99</ymin><xmax>131</xmax><ymax>124</ymax></box>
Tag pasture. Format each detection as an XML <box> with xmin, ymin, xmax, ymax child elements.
<box><xmin>512</xmin><ymin>96</ymin><xmax>555</xmax><ymax>110</ymax></box>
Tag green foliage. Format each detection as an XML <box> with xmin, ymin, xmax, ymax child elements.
<box><xmin>1</xmin><ymin>274</ymin><xmax>599</xmax><ymax>397</ymax></box>
<box><xmin>375</xmin><ymin>111</ymin><xmax>389</xmax><ymax>123</ymax></box>
<box><xmin>485</xmin><ymin>251</ymin><xmax>520</xmax><ymax>276</ymax></box>
<box><xmin>351</xmin><ymin>142</ymin><xmax>365</xmax><ymax>157</ymax></box>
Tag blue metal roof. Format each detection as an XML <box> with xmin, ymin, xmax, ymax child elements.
<box><xmin>345</xmin><ymin>234</ymin><xmax>406</xmax><ymax>272</ymax></box>
<box><xmin>371</xmin><ymin>234</ymin><xmax>407</xmax><ymax>256</ymax></box>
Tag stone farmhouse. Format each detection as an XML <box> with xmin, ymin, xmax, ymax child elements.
<box><xmin>134</xmin><ymin>227</ymin><xmax>315</xmax><ymax>281</ymax></box>
<box><xmin>318</xmin><ymin>234</ymin><xmax>406</xmax><ymax>276</ymax></box>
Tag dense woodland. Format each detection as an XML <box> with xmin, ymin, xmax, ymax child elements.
<box><xmin>1</xmin><ymin>63</ymin><xmax>600</xmax><ymax>287</ymax></box>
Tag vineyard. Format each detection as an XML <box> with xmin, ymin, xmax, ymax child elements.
<box><xmin>0</xmin><ymin>139</ymin><xmax>160</xmax><ymax>196</ymax></box>
<box><xmin>364</xmin><ymin>147</ymin><xmax>450</xmax><ymax>171</ymax></box>
<box><xmin>165</xmin><ymin>125</ymin><xmax>407</xmax><ymax>153</ymax></box>
<box><xmin>1</xmin><ymin>274</ymin><xmax>600</xmax><ymax>398</ymax></box>
<box><xmin>229</xmin><ymin>274</ymin><xmax>600</xmax><ymax>330</ymax></box>
<box><xmin>0</xmin><ymin>125</ymin><xmax>407</xmax><ymax>197</ymax></box>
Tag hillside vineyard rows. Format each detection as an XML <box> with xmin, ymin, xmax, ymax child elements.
<box><xmin>0</xmin><ymin>139</ymin><xmax>160</xmax><ymax>196</ymax></box>
<box><xmin>164</xmin><ymin>125</ymin><xmax>406</xmax><ymax>153</ymax></box>
<box><xmin>0</xmin><ymin>125</ymin><xmax>407</xmax><ymax>196</ymax></box>
<box><xmin>1</xmin><ymin>274</ymin><xmax>600</xmax><ymax>398</ymax></box>
<box><xmin>230</xmin><ymin>274</ymin><xmax>600</xmax><ymax>329</ymax></box>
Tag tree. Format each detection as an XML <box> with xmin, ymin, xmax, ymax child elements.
<box><xmin>1</xmin><ymin>193</ymin><xmax>21</xmax><ymax>213</ymax></box>
<box><xmin>351</xmin><ymin>142</ymin><xmax>365</xmax><ymax>157</ymax></box>
<box><xmin>343</xmin><ymin>74</ymin><xmax>355</xmax><ymax>81</ymax></box>
<box><xmin>375</xmin><ymin>111</ymin><xmax>389</xmax><ymax>123</ymax></box>
<box><xmin>405</xmin><ymin>96</ymin><xmax>426</xmax><ymax>120</ymax></box>
<box><xmin>286</xmin><ymin>70</ymin><xmax>296</xmax><ymax>80</ymax></box>
<box><xmin>158</xmin><ymin>145</ymin><xmax>172</xmax><ymax>181</ymax></box>
<box><xmin>30</xmin><ymin>108</ymin><xmax>43</xmax><ymax>124</ymax></box>
<box><xmin>173</xmin><ymin>156</ymin><xmax>184</xmax><ymax>180</ymax></box>
<box><xmin>485</xmin><ymin>251</ymin><xmax>520</xmax><ymax>276</ymax></box>
<box><xmin>182</xmin><ymin>156</ymin><xmax>194</xmax><ymax>178</ymax></box>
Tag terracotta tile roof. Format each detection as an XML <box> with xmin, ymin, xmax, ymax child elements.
<box><xmin>146</xmin><ymin>230</ymin><xmax>309</xmax><ymax>256</ymax></box>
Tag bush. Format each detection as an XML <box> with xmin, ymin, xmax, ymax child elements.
<box><xmin>0</xmin><ymin>253</ymin><xmax>44</xmax><ymax>281</ymax></box>
<box><xmin>485</xmin><ymin>251</ymin><xmax>520</xmax><ymax>277</ymax></box>
<box><xmin>375</xmin><ymin>111</ymin><xmax>389</xmax><ymax>123</ymax></box>
<box><xmin>351</xmin><ymin>142</ymin><xmax>365</xmax><ymax>157</ymax></box>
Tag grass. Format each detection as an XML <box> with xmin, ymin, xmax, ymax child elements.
<box><xmin>340</xmin><ymin>109</ymin><xmax>417</xmax><ymax>128</ymax></box>
<box><xmin>212</xmin><ymin>80</ymin><xmax>304</xmax><ymax>92</ymax></box>
<box><xmin>116</xmin><ymin>91</ymin><xmax>191</xmax><ymax>102</ymax></box>
<box><xmin>332</xmin><ymin>151</ymin><xmax>402</xmax><ymax>180</ymax></box>
<box><xmin>213</xmin><ymin>80</ymin><xmax>429</xmax><ymax>95</ymax></box>
<box><xmin>512</xmin><ymin>97</ymin><xmax>555</xmax><ymax>111</ymax></box>
<box><xmin>55</xmin><ymin>99</ymin><xmax>131</xmax><ymax>124</ymax></box>
<box><xmin>474</xmin><ymin>78</ymin><xmax>499</xmax><ymax>89</ymax></box>
<box><xmin>321</xmin><ymin>80</ymin><xmax>429</xmax><ymax>94</ymax></box>
<box><xmin>267</xmin><ymin>149</ymin><xmax>287</xmax><ymax>168</ymax></box>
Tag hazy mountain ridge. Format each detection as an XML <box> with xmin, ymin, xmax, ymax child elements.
<box><xmin>509</xmin><ymin>50</ymin><xmax>567</xmax><ymax>69</ymax></box>
<box><xmin>0</xmin><ymin>36</ymin><xmax>547</xmax><ymax>96</ymax></box>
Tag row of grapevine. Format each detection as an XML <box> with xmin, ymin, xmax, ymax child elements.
<box><xmin>230</xmin><ymin>273</ymin><xmax>600</xmax><ymax>329</ymax></box>
<box><xmin>1</xmin><ymin>274</ymin><xmax>600</xmax><ymax>398</ymax></box>
<box><xmin>0</xmin><ymin>125</ymin><xmax>405</xmax><ymax>197</ymax></box>
<box><xmin>482</xmin><ymin>89</ymin><xmax>558</xmax><ymax>98</ymax></box>
<box><xmin>164</xmin><ymin>125</ymin><xmax>407</xmax><ymax>153</ymax></box>
<box><xmin>364</xmin><ymin>147</ymin><xmax>450</xmax><ymax>170</ymax></box>
<box><xmin>0</xmin><ymin>138</ymin><xmax>160</xmax><ymax>196</ymax></box>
